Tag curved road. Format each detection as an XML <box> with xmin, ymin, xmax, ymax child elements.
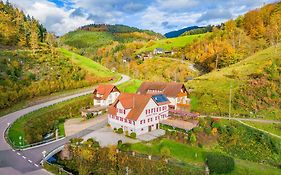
<box><xmin>0</xmin><ymin>74</ymin><xmax>130</xmax><ymax>175</ymax></box>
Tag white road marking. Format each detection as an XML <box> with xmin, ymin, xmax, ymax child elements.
<box><xmin>12</xmin><ymin>149</ymin><xmax>15</xmax><ymax>152</ymax></box>
<box><xmin>28</xmin><ymin>160</ymin><xmax>32</xmax><ymax>163</ymax></box>
<box><xmin>34</xmin><ymin>163</ymin><xmax>39</xmax><ymax>167</ymax></box>
<box><xmin>17</xmin><ymin>152</ymin><xmax>21</xmax><ymax>155</ymax></box>
<box><xmin>22</xmin><ymin>156</ymin><xmax>26</xmax><ymax>159</ymax></box>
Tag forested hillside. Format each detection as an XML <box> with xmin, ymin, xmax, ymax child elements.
<box><xmin>0</xmin><ymin>1</ymin><xmax>115</xmax><ymax>110</ymax></box>
<box><xmin>61</xmin><ymin>24</ymin><xmax>163</xmax><ymax>61</ymax></box>
<box><xmin>0</xmin><ymin>1</ymin><xmax>46</xmax><ymax>49</ymax></box>
<box><xmin>184</xmin><ymin>2</ymin><xmax>281</xmax><ymax>72</ymax></box>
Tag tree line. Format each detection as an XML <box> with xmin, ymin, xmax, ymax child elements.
<box><xmin>184</xmin><ymin>2</ymin><xmax>281</xmax><ymax>71</ymax></box>
<box><xmin>0</xmin><ymin>1</ymin><xmax>47</xmax><ymax>49</ymax></box>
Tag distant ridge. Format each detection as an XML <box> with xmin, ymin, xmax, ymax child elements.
<box><xmin>164</xmin><ymin>26</ymin><xmax>199</xmax><ymax>38</ymax></box>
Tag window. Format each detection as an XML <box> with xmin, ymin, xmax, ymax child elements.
<box><xmin>120</xmin><ymin>118</ymin><xmax>123</xmax><ymax>122</ymax></box>
<box><xmin>133</xmin><ymin>121</ymin><xmax>135</xmax><ymax>125</ymax></box>
<box><xmin>143</xmin><ymin>120</ymin><xmax>146</xmax><ymax>124</ymax></box>
<box><xmin>129</xmin><ymin>120</ymin><xmax>132</xmax><ymax>124</ymax></box>
<box><xmin>155</xmin><ymin>116</ymin><xmax>157</xmax><ymax>120</ymax></box>
<box><xmin>116</xmin><ymin>116</ymin><xmax>119</xmax><ymax>120</ymax></box>
<box><xmin>125</xmin><ymin>119</ymin><xmax>127</xmax><ymax>123</ymax></box>
<box><xmin>140</xmin><ymin>120</ymin><xmax>142</xmax><ymax>124</ymax></box>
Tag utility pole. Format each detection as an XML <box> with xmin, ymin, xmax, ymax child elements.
<box><xmin>228</xmin><ymin>82</ymin><xmax>232</xmax><ymax>119</ymax></box>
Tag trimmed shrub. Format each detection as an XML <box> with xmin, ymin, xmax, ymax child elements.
<box><xmin>119</xmin><ymin>143</ymin><xmax>131</xmax><ymax>151</ymax></box>
<box><xmin>193</xmin><ymin>127</ymin><xmax>203</xmax><ymax>133</ymax></box>
<box><xmin>211</xmin><ymin>121</ymin><xmax>221</xmax><ymax>128</ymax></box>
<box><xmin>204</xmin><ymin>127</ymin><xmax>211</xmax><ymax>135</ymax></box>
<box><xmin>198</xmin><ymin>143</ymin><xmax>204</xmax><ymax>148</ymax></box>
<box><xmin>205</xmin><ymin>152</ymin><xmax>235</xmax><ymax>174</ymax></box>
<box><xmin>117</xmin><ymin>128</ymin><xmax>123</xmax><ymax>134</ymax></box>
<box><xmin>160</xmin><ymin>147</ymin><xmax>171</xmax><ymax>157</ymax></box>
<box><xmin>86</xmin><ymin>113</ymin><xmax>93</xmax><ymax>119</ymax></box>
<box><xmin>117</xmin><ymin>140</ymin><xmax>123</xmax><ymax>146</ymax></box>
<box><xmin>130</xmin><ymin>132</ymin><xmax>136</xmax><ymax>139</ymax></box>
<box><xmin>189</xmin><ymin>133</ymin><xmax>197</xmax><ymax>144</ymax></box>
<box><xmin>217</xmin><ymin>125</ymin><xmax>226</xmax><ymax>134</ymax></box>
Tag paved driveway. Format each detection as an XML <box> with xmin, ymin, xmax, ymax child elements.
<box><xmin>137</xmin><ymin>129</ymin><xmax>165</xmax><ymax>142</ymax></box>
<box><xmin>83</xmin><ymin>127</ymin><xmax>139</xmax><ymax>147</ymax></box>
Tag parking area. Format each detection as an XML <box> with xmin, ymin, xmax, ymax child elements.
<box><xmin>64</xmin><ymin>115</ymin><xmax>107</xmax><ymax>136</ymax></box>
<box><xmin>137</xmin><ymin>129</ymin><xmax>165</xmax><ymax>142</ymax></box>
<box><xmin>83</xmin><ymin>127</ymin><xmax>139</xmax><ymax>147</ymax></box>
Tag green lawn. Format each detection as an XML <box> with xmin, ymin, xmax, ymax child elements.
<box><xmin>137</xmin><ymin>34</ymin><xmax>206</xmax><ymax>53</ymax></box>
<box><xmin>117</xmin><ymin>79</ymin><xmax>142</xmax><ymax>93</ymax></box>
<box><xmin>131</xmin><ymin>137</ymin><xmax>281</xmax><ymax>175</ymax></box>
<box><xmin>131</xmin><ymin>139</ymin><xmax>205</xmax><ymax>164</ymax></box>
<box><xmin>58</xmin><ymin>122</ymin><xmax>65</xmax><ymax>136</ymax></box>
<box><xmin>231</xmin><ymin>159</ymin><xmax>281</xmax><ymax>175</ymax></box>
<box><xmin>243</xmin><ymin>121</ymin><xmax>281</xmax><ymax>137</ymax></box>
<box><xmin>60</xmin><ymin>48</ymin><xmax>117</xmax><ymax>78</ymax></box>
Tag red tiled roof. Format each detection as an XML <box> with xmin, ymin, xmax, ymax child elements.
<box><xmin>93</xmin><ymin>84</ymin><xmax>119</xmax><ymax>100</ymax></box>
<box><xmin>108</xmin><ymin>93</ymin><xmax>153</xmax><ymax>121</ymax></box>
<box><xmin>137</xmin><ymin>82</ymin><xmax>188</xmax><ymax>97</ymax></box>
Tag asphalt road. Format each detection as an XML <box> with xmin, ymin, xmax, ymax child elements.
<box><xmin>0</xmin><ymin>74</ymin><xmax>130</xmax><ymax>175</ymax></box>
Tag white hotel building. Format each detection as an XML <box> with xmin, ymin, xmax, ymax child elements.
<box><xmin>108</xmin><ymin>93</ymin><xmax>170</xmax><ymax>135</ymax></box>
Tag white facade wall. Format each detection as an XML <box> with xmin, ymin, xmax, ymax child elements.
<box><xmin>108</xmin><ymin>99</ymin><xmax>169</xmax><ymax>135</ymax></box>
<box><xmin>94</xmin><ymin>91</ymin><xmax>120</xmax><ymax>107</ymax></box>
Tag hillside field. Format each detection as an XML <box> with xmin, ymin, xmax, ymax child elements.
<box><xmin>188</xmin><ymin>44</ymin><xmax>281</xmax><ymax>119</ymax></box>
<box><xmin>60</xmin><ymin>48</ymin><xmax>117</xmax><ymax>78</ymax></box>
<box><xmin>137</xmin><ymin>34</ymin><xmax>206</xmax><ymax>53</ymax></box>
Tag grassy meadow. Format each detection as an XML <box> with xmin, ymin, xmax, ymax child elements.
<box><xmin>137</xmin><ymin>34</ymin><xmax>206</xmax><ymax>53</ymax></box>
<box><xmin>61</xmin><ymin>48</ymin><xmax>117</xmax><ymax>78</ymax></box>
<box><xmin>130</xmin><ymin>138</ymin><xmax>281</xmax><ymax>175</ymax></box>
<box><xmin>243</xmin><ymin>121</ymin><xmax>281</xmax><ymax>137</ymax></box>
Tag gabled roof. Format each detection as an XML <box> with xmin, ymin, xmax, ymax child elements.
<box><xmin>108</xmin><ymin>93</ymin><xmax>151</xmax><ymax>121</ymax></box>
<box><xmin>137</xmin><ymin>82</ymin><xmax>188</xmax><ymax>98</ymax></box>
<box><xmin>108</xmin><ymin>93</ymin><xmax>169</xmax><ymax>121</ymax></box>
<box><xmin>93</xmin><ymin>84</ymin><xmax>119</xmax><ymax>100</ymax></box>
